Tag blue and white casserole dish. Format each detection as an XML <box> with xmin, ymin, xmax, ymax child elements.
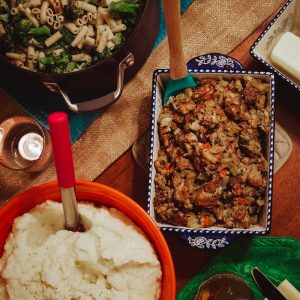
<box><xmin>147</xmin><ymin>57</ymin><xmax>275</xmax><ymax>246</ymax></box>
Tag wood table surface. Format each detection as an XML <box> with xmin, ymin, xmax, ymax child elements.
<box><xmin>96</xmin><ymin>3</ymin><xmax>300</xmax><ymax>294</ymax></box>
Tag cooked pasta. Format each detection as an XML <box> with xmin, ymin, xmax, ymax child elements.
<box><xmin>106</xmin><ymin>40</ymin><xmax>114</xmax><ymax>50</ymax></box>
<box><xmin>87</xmin><ymin>12</ymin><xmax>93</xmax><ymax>22</ymax></box>
<box><xmin>27</xmin><ymin>45</ymin><xmax>35</xmax><ymax>59</ymax></box>
<box><xmin>10</xmin><ymin>7</ymin><xmax>18</xmax><ymax>15</ymax></box>
<box><xmin>27</xmin><ymin>59</ymin><xmax>34</xmax><ymax>70</ymax></box>
<box><xmin>57</xmin><ymin>15</ymin><xmax>64</xmax><ymax>22</ymax></box>
<box><xmin>81</xmin><ymin>14</ymin><xmax>88</xmax><ymax>24</ymax></box>
<box><xmin>64</xmin><ymin>22</ymin><xmax>79</xmax><ymax>34</ymax></box>
<box><xmin>104</xmin><ymin>24</ymin><xmax>114</xmax><ymax>40</ymax></box>
<box><xmin>46</xmin><ymin>7</ymin><xmax>53</xmax><ymax>16</ymax></box>
<box><xmin>24</xmin><ymin>7</ymin><xmax>40</xmax><ymax>27</ymax></box>
<box><xmin>31</xmin><ymin>7</ymin><xmax>40</xmax><ymax>15</ymax></box>
<box><xmin>96</xmin><ymin>7</ymin><xmax>104</xmax><ymax>26</ymax></box>
<box><xmin>86</xmin><ymin>24</ymin><xmax>94</xmax><ymax>37</ymax></box>
<box><xmin>53</xmin><ymin>21</ymin><xmax>60</xmax><ymax>29</ymax></box>
<box><xmin>45</xmin><ymin>30</ymin><xmax>62</xmax><ymax>47</ymax></box>
<box><xmin>38</xmin><ymin>51</ymin><xmax>45</xmax><ymax>70</ymax></box>
<box><xmin>52</xmin><ymin>48</ymin><xmax>64</xmax><ymax>56</ymax></box>
<box><xmin>17</xmin><ymin>3</ymin><xmax>25</xmax><ymax>14</ymax></box>
<box><xmin>49</xmin><ymin>0</ymin><xmax>62</xmax><ymax>14</ymax></box>
<box><xmin>75</xmin><ymin>1</ymin><xmax>96</xmax><ymax>14</ymax></box>
<box><xmin>84</xmin><ymin>36</ymin><xmax>95</xmax><ymax>47</ymax></box>
<box><xmin>0</xmin><ymin>23</ymin><xmax>5</xmax><ymax>35</ymax></box>
<box><xmin>111</xmin><ymin>23</ymin><xmax>126</xmax><ymax>33</ymax></box>
<box><xmin>46</xmin><ymin>15</ymin><xmax>54</xmax><ymax>25</ymax></box>
<box><xmin>0</xmin><ymin>0</ymin><xmax>143</xmax><ymax>73</ymax></box>
<box><xmin>60</xmin><ymin>0</ymin><xmax>68</xmax><ymax>7</ymax></box>
<box><xmin>74</xmin><ymin>17</ymin><xmax>83</xmax><ymax>26</ymax></box>
<box><xmin>101</xmin><ymin>9</ymin><xmax>116</xmax><ymax>28</ymax></box>
<box><xmin>5</xmin><ymin>52</ymin><xmax>26</xmax><ymax>61</ymax></box>
<box><xmin>14</xmin><ymin>60</ymin><xmax>24</xmax><ymax>67</ymax></box>
<box><xmin>96</xmin><ymin>29</ymin><xmax>107</xmax><ymax>53</ymax></box>
<box><xmin>71</xmin><ymin>25</ymin><xmax>87</xmax><ymax>47</ymax></box>
<box><xmin>71</xmin><ymin>52</ymin><xmax>91</xmax><ymax>62</ymax></box>
<box><xmin>29</xmin><ymin>0</ymin><xmax>41</xmax><ymax>7</ymax></box>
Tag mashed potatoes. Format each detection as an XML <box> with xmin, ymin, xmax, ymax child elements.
<box><xmin>0</xmin><ymin>200</ymin><xmax>162</xmax><ymax>300</ymax></box>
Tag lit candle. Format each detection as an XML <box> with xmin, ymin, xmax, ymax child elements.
<box><xmin>18</xmin><ymin>133</ymin><xmax>44</xmax><ymax>161</ymax></box>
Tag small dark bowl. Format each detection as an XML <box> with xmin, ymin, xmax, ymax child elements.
<box><xmin>195</xmin><ymin>272</ymin><xmax>253</xmax><ymax>300</ymax></box>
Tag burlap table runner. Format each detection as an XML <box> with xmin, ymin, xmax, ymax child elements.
<box><xmin>0</xmin><ymin>0</ymin><xmax>284</xmax><ymax>204</ymax></box>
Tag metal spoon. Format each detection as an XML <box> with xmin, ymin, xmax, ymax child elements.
<box><xmin>48</xmin><ymin>112</ymin><xmax>81</xmax><ymax>231</ymax></box>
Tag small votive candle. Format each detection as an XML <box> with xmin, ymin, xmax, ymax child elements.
<box><xmin>18</xmin><ymin>132</ymin><xmax>44</xmax><ymax>161</ymax></box>
<box><xmin>0</xmin><ymin>116</ymin><xmax>52</xmax><ymax>172</ymax></box>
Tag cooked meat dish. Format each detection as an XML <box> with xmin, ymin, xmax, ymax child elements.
<box><xmin>154</xmin><ymin>75</ymin><xmax>270</xmax><ymax>229</ymax></box>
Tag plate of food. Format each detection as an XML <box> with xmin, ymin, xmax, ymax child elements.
<box><xmin>147</xmin><ymin>53</ymin><xmax>275</xmax><ymax>249</ymax></box>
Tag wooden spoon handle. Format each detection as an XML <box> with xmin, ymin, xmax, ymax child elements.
<box><xmin>162</xmin><ymin>0</ymin><xmax>187</xmax><ymax>80</ymax></box>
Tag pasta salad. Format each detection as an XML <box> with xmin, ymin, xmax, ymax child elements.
<box><xmin>0</xmin><ymin>0</ymin><xmax>142</xmax><ymax>73</ymax></box>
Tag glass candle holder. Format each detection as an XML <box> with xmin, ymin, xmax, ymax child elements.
<box><xmin>0</xmin><ymin>116</ymin><xmax>52</xmax><ymax>172</ymax></box>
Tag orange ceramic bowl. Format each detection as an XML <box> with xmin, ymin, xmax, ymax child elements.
<box><xmin>0</xmin><ymin>180</ymin><xmax>176</xmax><ymax>300</ymax></box>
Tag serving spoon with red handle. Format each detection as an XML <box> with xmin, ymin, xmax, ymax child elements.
<box><xmin>48</xmin><ymin>112</ymin><xmax>81</xmax><ymax>231</ymax></box>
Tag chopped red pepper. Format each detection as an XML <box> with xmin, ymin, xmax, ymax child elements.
<box><xmin>234</xmin><ymin>211</ymin><xmax>246</xmax><ymax>220</ymax></box>
<box><xmin>204</xmin><ymin>215</ymin><xmax>210</xmax><ymax>227</ymax></box>
<box><xmin>235</xmin><ymin>197</ymin><xmax>247</xmax><ymax>205</ymax></box>
<box><xmin>235</xmin><ymin>188</ymin><xmax>243</xmax><ymax>196</ymax></box>
<box><xmin>219</xmin><ymin>169</ymin><xmax>228</xmax><ymax>176</ymax></box>
<box><xmin>203</xmin><ymin>143</ymin><xmax>211</xmax><ymax>149</ymax></box>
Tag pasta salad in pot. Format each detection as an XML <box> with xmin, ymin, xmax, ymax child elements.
<box><xmin>0</xmin><ymin>0</ymin><xmax>142</xmax><ymax>73</ymax></box>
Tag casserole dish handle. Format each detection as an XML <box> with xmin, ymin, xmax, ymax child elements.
<box><xmin>44</xmin><ymin>53</ymin><xmax>134</xmax><ymax>113</ymax></box>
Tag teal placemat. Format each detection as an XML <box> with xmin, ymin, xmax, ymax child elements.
<box><xmin>177</xmin><ymin>237</ymin><xmax>300</xmax><ymax>300</ymax></box>
<box><xmin>0</xmin><ymin>0</ymin><xmax>193</xmax><ymax>143</ymax></box>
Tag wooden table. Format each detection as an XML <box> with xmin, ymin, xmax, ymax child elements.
<box><xmin>95</xmin><ymin>5</ymin><xmax>300</xmax><ymax>293</ymax></box>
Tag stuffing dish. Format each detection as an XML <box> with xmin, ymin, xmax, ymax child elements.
<box><xmin>154</xmin><ymin>75</ymin><xmax>271</xmax><ymax>229</ymax></box>
<box><xmin>0</xmin><ymin>0</ymin><xmax>143</xmax><ymax>73</ymax></box>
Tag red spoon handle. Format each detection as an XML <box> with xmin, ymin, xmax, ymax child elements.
<box><xmin>48</xmin><ymin>112</ymin><xmax>75</xmax><ymax>188</ymax></box>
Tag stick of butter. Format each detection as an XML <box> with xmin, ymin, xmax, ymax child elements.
<box><xmin>270</xmin><ymin>32</ymin><xmax>300</xmax><ymax>82</ymax></box>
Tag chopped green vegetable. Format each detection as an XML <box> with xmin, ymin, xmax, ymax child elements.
<box><xmin>93</xmin><ymin>47</ymin><xmax>112</xmax><ymax>62</ymax></box>
<box><xmin>64</xmin><ymin>61</ymin><xmax>77</xmax><ymax>72</ymax></box>
<box><xmin>13</xmin><ymin>18</ymin><xmax>33</xmax><ymax>46</ymax></box>
<box><xmin>40</xmin><ymin>52</ymin><xmax>69</xmax><ymax>65</ymax></box>
<box><xmin>113</xmin><ymin>32</ymin><xmax>125</xmax><ymax>46</ymax></box>
<box><xmin>59</xmin><ymin>26</ymin><xmax>74</xmax><ymax>44</ymax></box>
<box><xmin>29</xmin><ymin>25</ymin><xmax>51</xmax><ymax>37</ymax></box>
<box><xmin>63</xmin><ymin>3</ymin><xmax>84</xmax><ymax>20</ymax></box>
<box><xmin>0</xmin><ymin>25</ymin><xmax>15</xmax><ymax>52</ymax></box>
<box><xmin>109</xmin><ymin>0</ymin><xmax>140</xmax><ymax>27</ymax></box>
<box><xmin>39</xmin><ymin>51</ymin><xmax>74</xmax><ymax>73</ymax></box>
<box><xmin>0</xmin><ymin>0</ymin><xmax>9</xmax><ymax>15</ymax></box>
<box><xmin>0</xmin><ymin>13</ymin><xmax>9</xmax><ymax>23</ymax></box>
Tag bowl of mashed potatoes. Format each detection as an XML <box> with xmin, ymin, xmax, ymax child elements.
<box><xmin>0</xmin><ymin>180</ymin><xmax>176</xmax><ymax>300</ymax></box>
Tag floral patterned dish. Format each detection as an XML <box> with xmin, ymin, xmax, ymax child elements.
<box><xmin>147</xmin><ymin>54</ymin><xmax>275</xmax><ymax>249</ymax></box>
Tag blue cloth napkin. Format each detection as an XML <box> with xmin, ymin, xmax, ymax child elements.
<box><xmin>0</xmin><ymin>0</ymin><xmax>193</xmax><ymax>143</ymax></box>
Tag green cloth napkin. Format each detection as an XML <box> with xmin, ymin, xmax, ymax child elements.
<box><xmin>177</xmin><ymin>237</ymin><xmax>300</xmax><ymax>300</ymax></box>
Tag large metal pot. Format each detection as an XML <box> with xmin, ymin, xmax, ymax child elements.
<box><xmin>0</xmin><ymin>0</ymin><xmax>160</xmax><ymax>112</ymax></box>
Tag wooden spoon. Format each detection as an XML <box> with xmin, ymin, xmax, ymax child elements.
<box><xmin>162</xmin><ymin>0</ymin><xmax>196</xmax><ymax>105</ymax></box>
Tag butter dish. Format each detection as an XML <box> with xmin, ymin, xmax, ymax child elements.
<box><xmin>250</xmin><ymin>0</ymin><xmax>300</xmax><ymax>92</ymax></box>
<box><xmin>270</xmin><ymin>32</ymin><xmax>300</xmax><ymax>82</ymax></box>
